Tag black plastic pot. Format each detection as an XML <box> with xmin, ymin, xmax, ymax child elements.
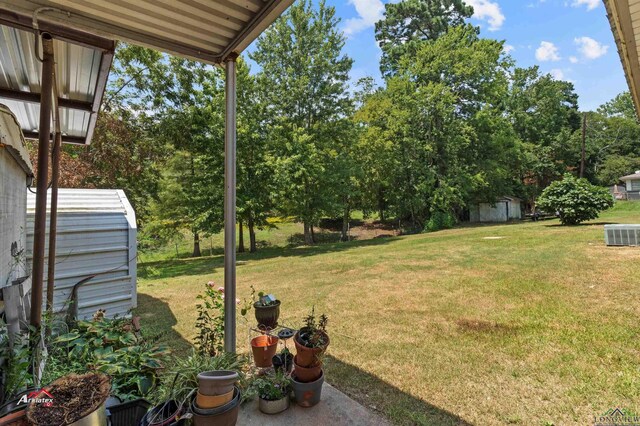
<box><xmin>254</xmin><ymin>300</ymin><xmax>281</xmax><ymax>329</ymax></box>
<box><xmin>139</xmin><ymin>400</ymin><xmax>186</xmax><ymax>426</ymax></box>
<box><xmin>272</xmin><ymin>352</ymin><xmax>293</xmax><ymax>374</ymax></box>
<box><xmin>108</xmin><ymin>399</ymin><xmax>150</xmax><ymax>426</ymax></box>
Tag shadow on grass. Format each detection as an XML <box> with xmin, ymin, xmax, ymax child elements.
<box><xmin>543</xmin><ymin>221</ymin><xmax>616</xmax><ymax>228</ymax></box>
<box><xmin>138</xmin><ymin>236</ymin><xmax>398</xmax><ymax>281</ymax></box>
<box><xmin>135</xmin><ymin>293</ymin><xmax>192</xmax><ymax>355</ymax></box>
<box><xmin>325</xmin><ymin>355</ymin><xmax>473</xmax><ymax>426</ymax></box>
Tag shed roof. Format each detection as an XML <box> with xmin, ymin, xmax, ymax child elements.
<box><xmin>620</xmin><ymin>171</ymin><xmax>640</xmax><ymax>180</ymax></box>
<box><xmin>27</xmin><ymin>188</ymin><xmax>134</xmax><ymax>214</ymax></box>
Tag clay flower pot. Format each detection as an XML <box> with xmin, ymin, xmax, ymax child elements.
<box><xmin>293</xmin><ymin>355</ymin><xmax>322</xmax><ymax>383</ymax></box>
<box><xmin>291</xmin><ymin>370</ymin><xmax>324</xmax><ymax>408</ymax></box>
<box><xmin>197</xmin><ymin>371</ymin><xmax>239</xmax><ymax>396</ymax></box>
<box><xmin>259</xmin><ymin>396</ymin><xmax>290</xmax><ymax>415</ymax></box>
<box><xmin>254</xmin><ymin>300</ymin><xmax>281</xmax><ymax>329</ymax></box>
<box><xmin>251</xmin><ymin>335</ymin><xmax>279</xmax><ymax>368</ymax></box>
<box><xmin>196</xmin><ymin>388</ymin><xmax>234</xmax><ymax>409</ymax></box>
<box><xmin>293</xmin><ymin>328</ymin><xmax>329</xmax><ymax>367</ymax></box>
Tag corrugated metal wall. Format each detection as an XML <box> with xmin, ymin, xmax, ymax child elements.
<box><xmin>26</xmin><ymin>189</ymin><xmax>137</xmax><ymax>319</ymax></box>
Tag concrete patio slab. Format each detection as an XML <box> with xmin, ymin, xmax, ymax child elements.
<box><xmin>238</xmin><ymin>383</ymin><xmax>390</xmax><ymax>425</ymax></box>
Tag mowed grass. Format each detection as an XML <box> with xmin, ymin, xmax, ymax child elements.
<box><xmin>136</xmin><ymin>202</ymin><xmax>640</xmax><ymax>425</ymax></box>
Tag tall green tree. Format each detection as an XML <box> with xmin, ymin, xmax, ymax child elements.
<box><xmin>251</xmin><ymin>0</ymin><xmax>354</xmax><ymax>244</ymax></box>
<box><xmin>235</xmin><ymin>59</ymin><xmax>275</xmax><ymax>253</ymax></box>
<box><xmin>375</xmin><ymin>0</ymin><xmax>473</xmax><ymax>77</ymax></box>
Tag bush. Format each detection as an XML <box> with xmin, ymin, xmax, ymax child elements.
<box><xmin>537</xmin><ymin>174</ymin><xmax>614</xmax><ymax>225</ymax></box>
<box><xmin>425</xmin><ymin>211</ymin><xmax>456</xmax><ymax>232</ymax></box>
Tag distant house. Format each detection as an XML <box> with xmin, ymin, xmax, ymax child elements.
<box><xmin>620</xmin><ymin>171</ymin><xmax>640</xmax><ymax>201</ymax></box>
<box><xmin>469</xmin><ymin>197</ymin><xmax>522</xmax><ymax>223</ymax></box>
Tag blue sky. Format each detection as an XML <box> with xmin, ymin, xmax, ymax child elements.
<box><xmin>249</xmin><ymin>0</ymin><xmax>625</xmax><ymax>111</ymax></box>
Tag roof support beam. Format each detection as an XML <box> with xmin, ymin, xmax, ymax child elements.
<box><xmin>30</xmin><ymin>32</ymin><xmax>54</xmax><ymax>331</ymax></box>
<box><xmin>0</xmin><ymin>88</ymin><xmax>93</xmax><ymax>112</ymax></box>
<box><xmin>223</xmin><ymin>54</ymin><xmax>237</xmax><ymax>354</ymax></box>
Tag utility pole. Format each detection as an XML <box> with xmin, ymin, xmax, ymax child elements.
<box><xmin>580</xmin><ymin>113</ymin><xmax>587</xmax><ymax>178</ymax></box>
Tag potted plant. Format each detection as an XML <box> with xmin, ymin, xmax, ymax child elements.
<box><xmin>26</xmin><ymin>373</ymin><xmax>111</xmax><ymax>425</ymax></box>
<box><xmin>250</xmin><ymin>335</ymin><xmax>279</xmax><ymax>368</ymax></box>
<box><xmin>242</xmin><ymin>286</ymin><xmax>281</xmax><ymax>329</ymax></box>
<box><xmin>252</xmin><ymin>371</ymin><xmax>291</xmax><ymax>415</ymax></box>
<box><xmin>291</xmin><ymin>370</ymin><xmax>324</xmax><ymax>408</ymax></box>
<box><xmin>293</xmin><ymin>308</ymin><xmax>329</xmax><ymax>368</ymax></box>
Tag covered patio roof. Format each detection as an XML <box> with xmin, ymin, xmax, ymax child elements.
<box><xmin>605</xmin><ymin>0</ymin><xmax>640</xmax><ymax>117</ymax></box>
<box><xmin>0</xmin><ymin>0</ymin><xmax>294</xmax><ymax>353</ymax></box>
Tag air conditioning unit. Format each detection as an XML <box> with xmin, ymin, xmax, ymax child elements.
<box><xmin>604</xmin><ymin>224</ymin><xmax>640</xmax><ymax>246</ymax></box>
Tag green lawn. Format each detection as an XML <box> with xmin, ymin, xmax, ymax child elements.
<box><xmin>136</xmin><ymin>202</ymin><xmax>640</xmax><ymax>425</ymax></box>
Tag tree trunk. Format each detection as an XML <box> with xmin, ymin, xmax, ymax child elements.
<box><xmin>303</xmin><ymin>222</ymin><xmax>313</xmax><ymax>245</ymax></box>
<box><xmin>378</xmin><ymin>188</ymin><xmax>385</xmax><ymax>221</ymax></box>
<box><xmin>310</xmin><ymin>224</ymin><xmax>316</xmax><ymax>243</ymax></box>
<box><xmin>341</xmin><ymin>206</ymin><xmax>350</xmax><ymax>242</ymax></box>
<box><xmin>193</xmin><ymin>231</ymin><xmax>201</xmax><ymax>257</ymax></box>
<box><xmin>248</xmin><ymin>213</ymin><xmax>257</xmax><ymax>253</ymax></box>
<box><xmin>238</xmin><ymin>218</ymin><xmax>245</xmax><ymax>253</ymax></box>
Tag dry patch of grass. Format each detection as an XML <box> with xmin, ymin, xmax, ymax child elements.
<box><xmin>136</xmin><ymin>202</ymin><xmax>640</xmax><ymax>425</ymax></box>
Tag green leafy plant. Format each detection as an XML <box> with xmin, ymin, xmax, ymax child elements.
<box><xmin>195</xmin><ymin>281</ymin><xmax>226</xmax><ymax>356</ymax></box>
<box><xmin>537</xmin><ymin>174</ymin><xmax>614</xmax><ymax>225</ymax></box>
<box><xmin>0</xmin><ymin>320</ymin><xmax>34</xmax><ymax>404</ymax></box>
<box><xmin>49</xmin><ymin>314</ymin><xmax>169</xmax><ymax>401</ymax></box>
<box><xmin>298</xmin><ymin>307</ymin><xmax>329</xmax><ymax>349</ymax></box>
<box><xmin>240</xmin><ymin>286</ymin><xmax>277</xmax><ymax>317</ymax></box>
<box><xmin>152</xmin><ymin>350</ymin><xmax>248</xmax><ymax>404</ymax></box>
<box><xmin>247</xmin><ymin>370</ymin><xmax>291</xmax><ymax>401</ymax></box>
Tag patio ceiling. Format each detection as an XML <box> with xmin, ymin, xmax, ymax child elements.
<box><xmin>0</xmin><ymin>0</ymin><xmax>294</xmax><ymax>145</ymax></box>
<box><xmin>605</xmin><ymin>0</ymin><xmax>640</xmax><ymax>118</ymax></box>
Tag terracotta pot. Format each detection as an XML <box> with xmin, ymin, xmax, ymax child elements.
<box><xmin>251</xmin><ymin>335</ymin><xmax>279</xmax><ymax>368</ymax></box>
<box><xmin>291</xmin><ymin>370</ymin><xmax>324</xmax><ymax>408</ymax></box>
<box><xmin>196</xmin><ymin>389</ymin><xmax>234</xmax><ymax>409</ymax></box>
<box><xmin>254</xmin><ymin>300</ymin><xmax>281</xmax><ymax>329</ymax></box>
<box><xmin>259</xmin><ymin>396</ymin><xmax>290</xmax><ymax>415</ymax></box>
<box><xmin>293</xmin><ymin>329</ymin><xmax>329</xmax><ymax>367</ymax></box>
<box><xmin>0</xmin><ymin>409</ymin><xmax>28</xmax><ymax>426</ymax></box>
<box><xmin>293</xmin><ymin>355</ymin><xmax>322</xmax><ymax>383</ymax></box>
<box><xmin>197</xmin><ymin>371</ymin><xmax>239</xmax><ymax>396</ymax></box>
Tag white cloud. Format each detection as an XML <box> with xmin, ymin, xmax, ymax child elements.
<box><xmin>550</xmin><ymin>69</ymin><xmax>564</xmax><ymax>80</ymax></box>
<box><xmin>504</xmin><ymin>44</ymin><xmax>515</xmax><ymax>54</ymax></box>
<box><xmin>466</xmin><ymin>0</ymin><xmax>505</xmax><ymax>31</ymax></box>
<box><xmin>571</xmin><ymin>0</ymin><xmax>600</xmax><ymax>11</ymax></box>
<box><xmin>343</xmin><ymin>0</ymin><xmax>385</xmax><ymax>36</ymax></box>
<box><xmin>569</xmin><ymin>56</ymin><xmax>579</xmax><ymax>63</ymax></box>
<box><xmin>574</xmin><ymin>36</ymin><xmax>608</xmax><ymax>59</ymax></box>
<box><xmin>536</xmin><ymin>41</ymin><xmax>561</xmax><ymax>61</ymax></box>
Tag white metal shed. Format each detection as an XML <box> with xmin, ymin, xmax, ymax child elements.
<box><xmin>469</xmin><ymin>197</ymin><xmax>522</xmax><ymax>223</ymax></box>
<box><xmin>26</xmin><ymin>188</ymin><xmax>137</xmax><ymax>319</ymax></box>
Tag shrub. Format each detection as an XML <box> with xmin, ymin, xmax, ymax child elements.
<box><xmin>537</xmin><ymin>174</ymin><xmax>614</xmax><ymax>225</ymax></box>
<box><xmin>425</xmin><ymin>211</ymin><xmax>456</xmax><ymax>232</ymax></box>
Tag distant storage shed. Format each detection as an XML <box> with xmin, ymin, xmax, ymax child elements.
<box><xmin>470</xmin><ymin>197</ymin><xmax>522</xmax><ymax>223</ymax></box>
<box><xmin>27</xmin><ymin>189</ymin><xmax>137</xmax><ymax>319</ymax></box>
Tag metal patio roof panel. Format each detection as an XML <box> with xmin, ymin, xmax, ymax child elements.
<box><xmin>605</xmin><ymin>0</ymin><xmax>640</xmax><ymax>118</ymax></box>
<box><xmin>0</xmin><ymin>0</ymin><xmax>295</xmax><ymax>64</ymax></box>
<box><xmin>0</xmin><ymin>24</ymin><xmax>104</xmax><ymax>142</ymax></box>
